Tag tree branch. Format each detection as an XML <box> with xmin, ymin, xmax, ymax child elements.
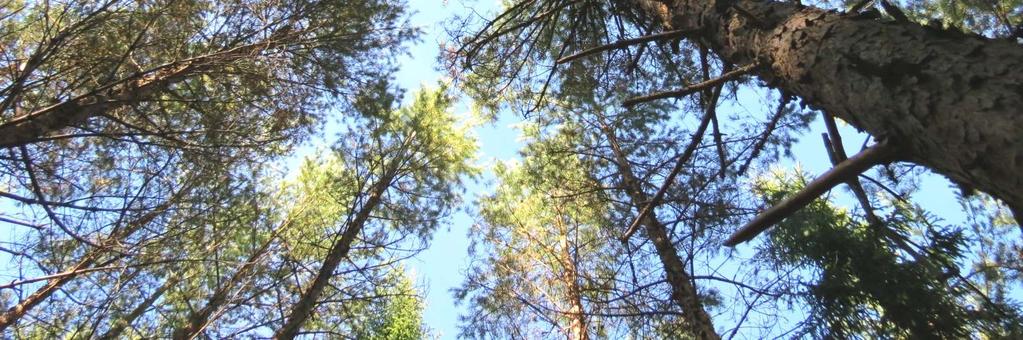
<box><xmin>620</xmin><ymin>82</ymin><xmax>722</xmax><ymax>242</ymax></box>
<box><xmin>724</xmin><ymin>141</ymin><xmax>898</xmax><ymax>246</ymax></box>
<box><xmin>622</xmin><ymin>63</ymin><xmax>757</xmax><ymax>106</ymax></box>
<box><xmin>556</xmin><ymin>29</ymin><xmax>692</xmax><ymax>64</ymax></box>
<box><xmin>821</xmin><ymin>112</ymin><xmax>884</xmax><ymax>229</ymax></box>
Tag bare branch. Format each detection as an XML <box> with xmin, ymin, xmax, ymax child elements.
<box><xmin>619</xmin><ymin>83</ymin><xmax>719</xmax><ymax>243</ymax></box>
<box><xmin>725</xmin><ymin>141</ymin><xmax>899</xmax><ymax>246</ymax></box>
<box><xmin>622</xmin><ymin>63</ymin><xmax>758</xmax><ymax>107</ymax></box>
<box><xmin>556</xmin><ymin>29</ymin><xmax>692</xmax><ymax>64</ymax></box>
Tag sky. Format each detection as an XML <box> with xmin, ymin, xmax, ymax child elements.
<box><xmin>0</xmin><ymin>0</ymin><xmax>997</xmax><ymax>338</ymax></box>
<box><xmin>391</xmin><ymin>1</ymin><xmax>516</xmax><ymax>338</ymax></box>
<box><xmin>388</xmin><ymin>1</ymin><xmax>981</xmax><ymax>339</ymax></box>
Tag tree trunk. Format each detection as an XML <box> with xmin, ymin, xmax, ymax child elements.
<box><xmin>642</xmin><ymin>0</ymin><xmax>1023</xmax><ymax>212</ymax></box>
<box><xmin>565</xmin><ymin>273</ymin><xmax>589</xmax><ymax>340</ymax></box>
<box><xmin>599</xmin><ymin>121</ymin><xmax>720</xmax><ymax>339</ymax></box>
<box><xmin>552</xmin><ymin>209</ymin><xmax>589</xmax><ymax>340</ymax></box>
<box><xmin>273</xmin><ymin>170</ymin><xmax>396</xmax><ymax>340</ymax></box>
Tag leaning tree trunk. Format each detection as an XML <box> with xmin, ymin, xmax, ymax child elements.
<box><xmin>599</xmin><ymin>121</ymin><xmax>720</xmax><ymax>340</ymax></box>
<box><xmin>273</xmin><ymin>169</ymin><xmax>397</xmax><ymax>340</ymax></box>
<box><xmin>640</xmin><ymin>0</ymin><xmax>1023</xmax><ymax>213</ymax></box>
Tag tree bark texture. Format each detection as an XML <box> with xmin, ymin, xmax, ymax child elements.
<box><xmin>644</xmin><ymin>0</ymin><xmax>1023</xmax><ymax>212</ymax></box>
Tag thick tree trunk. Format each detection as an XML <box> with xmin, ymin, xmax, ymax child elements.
<box><xmin>599</xmin><ymin>122</ymin><xmax>720</xmax><ymax>339</ymax></box>
<box><xmin>645</xmin><ymin>0</ymin><xmax>1023</xmax><ymax>212</ymax></box>
<box><xmin>273</xmin><ymin>171</ymin><xmax>396</xmax><ymax>340</ymax></box>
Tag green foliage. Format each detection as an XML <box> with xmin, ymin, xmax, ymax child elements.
<box><xmin>3</xmin><ymin>0</ymin><xmax>1023</xmax><ymax>338</ymax></box>
<box><xmin>457</xmin><ymin>136</ymin><xmax>614</xmax><ymax>339</ymax></box>
<box><xmin>755</xmin><ymin>169</ymin><xmax>1021</xmax><ymax>338</ymax></box>
<box><xmin>354</xmin><ymin>268</ymin><xmax>430</xmax><ymax>340</ymax></box>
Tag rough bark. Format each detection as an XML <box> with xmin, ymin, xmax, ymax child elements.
<box><xmin>599</xmin><ymin>122</ymin><xmax>720</xmax><ymax>339</ymax></box>
<box><xmin>273</xmin><ymin>170</ymin><xmax>396</xmax><ymax>340</ymax></box>
<box><xmin>644</xmin><ymin>0</ymin><xmax>1023</xmax><ymax>213</ymax></box>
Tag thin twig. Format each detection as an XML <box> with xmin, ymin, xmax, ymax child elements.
<box><xmin>623</xmin><ymin>63</ymin><xmax>758</xmax><ymax>106</ymax></box>
<box><xmin>737</xmin><ymin>95</ymin><xmax>790</xmax><ymax>175</ymax></box>
<box><xmin>620</xmin><ymin>83</ymin><xmax>722</xmax><ymax>242</ymax></box>
<box><xmin>700</xmin><ymin>49</ymin><xmax>728</xmax><ymax>178</ymax></box>
<box><xmin>19</xmin><ymin>145</ymin><xmax>107</xmax><ymax>251</ymax></box>
<box><xmin>556</xmin><ymin>29</ymin><xmax>692</xmax><ymax>64</ymax></box>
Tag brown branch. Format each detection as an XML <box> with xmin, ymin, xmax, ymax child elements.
<box><xmin>623</xmin><ymin>63</ymin><xmax>758</xmax><ymax>107</ymax></box>
<box><xmin>620</xmin><ymin>82</ymin><xmax>722</xmax><ymax>242</ymax></box>
<box><xmin>724</xmin><ymin>141</ymin><xmax>898</xmax><ymax>246</ymax></box>
<box><xmin>821</xmin><ymin>112</ymin><xmax>884</xmax><ymax>228</ymax></box>
<box><xmin>700</xmin><ymin>49</ymin><xmax>728</xmax><ymax>178</ymax></box>
<box><xmin>556</xmin><ymin>29</ymin><xmax>692</xmax><ymax>64</ymax></box>
<box><xmin>737</xmin><ymin>95</ymin><xmax>790</xmax><ymax>175</ymax></box>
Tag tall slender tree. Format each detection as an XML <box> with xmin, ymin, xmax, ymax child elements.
<box><xmin>459</xmin><ymin>157</ymin><xmax>610</xmax><ymax>339</ymax></box>
<box><xmin>274</xmin><ymin>85</ymin><xmax>477</xmax><ymax>338</ymax></box>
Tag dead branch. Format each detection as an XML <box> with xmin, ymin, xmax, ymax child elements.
<box><xmin>724</xmin><ymin>141</ymin><xmax>898</xmax><ymax>246</ymax></box>
<box><xmin>556</xmin><ymin>29</ymin><xmax>692</xmax><ymax>64</ymax></box>
<box><xmin>623</xmin><ymin>63</ymin><xmax>757</xmax><ymax>107</ymax></box>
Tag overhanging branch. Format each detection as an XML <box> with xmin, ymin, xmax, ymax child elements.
<box><xmin>724</xmin><ymin>141</ymin><xmax>898</xmax><ymax>246</ymax></box>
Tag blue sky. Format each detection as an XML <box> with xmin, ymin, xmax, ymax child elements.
<box><xmin>0</xmin><ymin>0</ymin><xmax>1008</xmax><ymax>337</ymax></box>
<box><xmin>389</xmin><ymin>1</ymin><xmax>982</xmax><ymax>338</ymax></box>
<box><xmin>392</xmin><ymin>1</ymin><xmax>516</xmax><ymax>338</ymax></box>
